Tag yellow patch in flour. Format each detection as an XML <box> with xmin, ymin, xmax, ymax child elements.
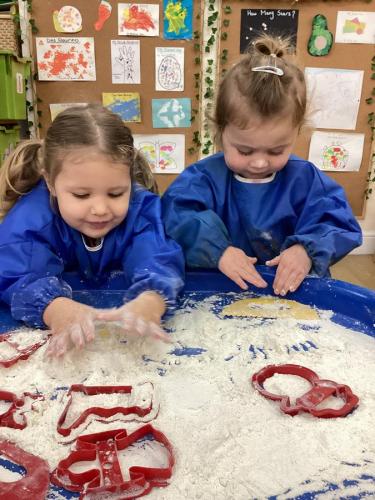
<box><xmin>222</xmin><ymin>297</ymin><xmax>319</xmax><ymax>320</ymax></box>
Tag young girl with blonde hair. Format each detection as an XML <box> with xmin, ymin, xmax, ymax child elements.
<box><xmin>162</xmin><ymin>35</ymin><xmax>361</xmax><ymax>295</ymax></box>
<box><xmin>0</xmin><ymin>104</ymin><xmax>184</xmax><ymax>357</ymax></box>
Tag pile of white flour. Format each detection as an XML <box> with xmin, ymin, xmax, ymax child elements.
<box><xmin>0</xmin><ymin>292</ymin><xmax>374</xmax><ymax>499</ymax></box>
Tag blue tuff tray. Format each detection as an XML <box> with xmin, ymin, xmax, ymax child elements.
<box><xmin>0</xmin><ymin>267</ymin><xmax>374</xmax><ymax>499</ymax></box>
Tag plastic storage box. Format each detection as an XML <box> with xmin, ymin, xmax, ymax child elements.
<box><xmin>0</xmin><ymin>123</ymin><xmax>19</xmax><ymax>164</ymax></box>
<box><xmin>0</xmin><ymin>50</ymin><xmax>31</xmax><ymax>120</ymax></box>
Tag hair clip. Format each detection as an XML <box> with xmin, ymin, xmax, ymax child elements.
<box><xmin>251</xmin><ymin>53</ymin><xmax>284</xmax><ymax>77</ymax></box>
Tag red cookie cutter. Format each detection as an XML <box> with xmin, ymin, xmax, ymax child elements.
<box><xmin>51</xmin><ymin>424</ymin><xmax>174</xmax><ymax>498</ymax></box>
<box><xmin>0</xmin><ymin>390</ymin><xmax>44</xmax><ymax>429</ymax></box>
<box><xmin>0</xmin><ymin>331</ymin><xmax>48</xmax><ymax>368</ymax></box>
<box><xmin>0</xmin><ymin>440</ymin><xmax>50</xmax><ymax>500</ymax></box>
<box><xmin>252</xmin><ymin>364</ymin><xmax>359</xmax><ymax>418</ymax></box>
<box><xmin>57</xmin><ymin>384</ymin><xmax>156</xmax><ymax>437</ymax></box>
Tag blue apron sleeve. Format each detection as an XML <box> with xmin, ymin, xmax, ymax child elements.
<box><xmin>282</xmin><ymin>172</ymin><xmax>362</xmax><ymax>276</ymax></box>
<box><xmin>162</xmin><ymin>174</ymin><xmax>231</xmax><ymax>268</ymax></box>
<box><xmin>0</xmin><ymin>241</ymin><xmax>72</xmax><ymax>327</ymax></box>
<box><xmin>122</xmin><ymin>197</ymin><xmax>185</xmax><ymax>308</ymax></box>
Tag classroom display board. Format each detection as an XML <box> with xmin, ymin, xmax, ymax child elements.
<box><xmin>31</xmin><ymin>1</ymin><xmax>374</xmax><ymax>215</ymax></box>
<box><xmin>31</xmin><ymin>0</ymin><xmax>200</xmax><ymax>193</ymax></box>
<box><xmin>218</xmin><ymin>0</ymin><xmax>374</xmax><ymax>216</ymax></box>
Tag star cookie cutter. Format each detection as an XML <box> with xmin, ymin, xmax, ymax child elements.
<box><xmin>0</xmin><ymin>390</ymin><xmax>44</xmax><ymax>429</ymax></box>
<box><xmin>51</xmin><ymin>424</ymin><xmax>174</xmax><ymax>498</ymax></box>
<box><xmin>252</xmin><ymin>364</ymin><xmax>359</xmax><ymax>418</ymax></box>
<box><xmin>0</xmin><ymin>331</ymin><xmax>48</xmax><ymax>368</ymax></box>
<box><xmin>57</xmin><ymin>384</ymin><xmax>157</xmax><ymax>437</ymax></box>
<box><xmin>0</xmin><ymin>441</ymin><xmax>50</xmax><ymax>499</ymax></box>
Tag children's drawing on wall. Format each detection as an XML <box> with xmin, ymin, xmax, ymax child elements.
<box><xmin>118</xmin><ymin>3</ymin><xmax>159</xmax><ymax>36</ymax></box>
<box><xmin>305</xmin><ymin>67</ymin><xmax>363</xmax><ymax>130</ymax></box>
<box><xmin>53</xmin><ymin>5</ymin><xmax>82</xmax><ymax>33</ymax></box>
<box><xmin>49</xmin><ymin>102</ymin><xmax>86</xmax><ymax>121</ymax></box>
<box><xmin>152</xmin><ymin>98</ymin><xmax>191</xmax><ymax>128</ymax></box>
<box><xmin>308</xmin><ymin>14</ymin><xmax>333</xmax><ymax>56</ymax></box>
<box><xmin>240</xmin><ymin>9</ymin><xmax>299</xmax><ymax>53</ymax></box>
<box><xmin>111</xmin><ymin>40</ymin><xmax>140</xmax><ymax>84</ymax></box>
<box><xmin>335</xmin><ymin>11</ymin><xmax>375</xmax><ymax>44</ymax></box>
<box><xmin>163</xmin><ymin>0</ymin><xmax>193</xmax><ymax>40</ymax></box>
<box><xmin>155</xmin><ymin>47</ymin><xmax>184</xmax><ymax>91</ymax></box>
<box><xmin>308</xmin><ymin>131</ymin><xmax>364</xmax><ymax>172</ymax></box>
<box><xmin>133</xmin><ymin>134</ymin><xmax>185</xmax><ymax>173</ymax></box>
<box><xmin>95</xmin><ymin>0</ymin><xmax>112</xmax><ymax>31</ymax></box>
<box><xmin>36</xmin><ymin>37</ymin><xmax>96</xmax><ymax>81</ymax></box>
<box><xmin>102</xmin><ymin>92</ymin><xmax>141</xmax><ymax>122</ymax></box>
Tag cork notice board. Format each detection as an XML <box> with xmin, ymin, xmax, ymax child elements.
<box><xmin>31</xmin><ymin>0</ymin><xmax>200</xmax><ymax>193</ymax></box>
<box><xmin>218</xmin><ymin>0</ymin><xmax>374</xmax><ymax>217</ymax></box>
<box><xmin>31</xmin><ymin>1</ymin><xmax>373</xmax><ymax>215</ymax></box>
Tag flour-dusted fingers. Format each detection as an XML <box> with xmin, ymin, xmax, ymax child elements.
<box><xmin>229</xmin><ymin>272</ymin><xmax>249</xmax><ymax>290</ymax></box>
<box><xmin>286</xmin><ymin>270</ymin><xmax>306</xmax><ymax>293</ymax></box>
<box><xmin>148</xmin><ymin>322</ymin><xmax>173</xmax><ymax>343</ymax></box>
<box><xmin>45</xmin><ymin>331</ymin><xmax>70</xmax><ymax>358</ymax></box>
<box><xmin>70</xmin><ymin>324</ymin><xmax>85</xmax><ymax>348</ymax></box>
<box><xmin>272</xmin><ymin>265</ymin><xmax>290</xmax><ymax>295</ymax></box>
<box><xmin>239</xmin><ymin>267</ymin><xmax>268</xmax><ymax>288</ymax></box>
<box><xmin>81</xmin><ymin>315</ymin><xmax>96</xmax><ymax>342</ymax></box>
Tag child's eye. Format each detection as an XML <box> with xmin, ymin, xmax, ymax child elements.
<box><xmin>108</xmin><ymin>192</ymin><xmax>125</xmax><ymax>198</ymax></box>
<box><xmin>237</xmin><ymin>149</ymin><xmax>253</xmax><ymax>156</ymax></box>
<box><xmin>72</xmin><ymin>193</ymin><xmax>89</xmax><ymax>199</ymax></box>
<box><xmin>269</xmin><ymin>150</ymin><xmax>284</xmax><ymax>156</ymax></box>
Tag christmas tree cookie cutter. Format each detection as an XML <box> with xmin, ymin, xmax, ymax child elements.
<box><xmin>57</xmin><ymin>383</ymin><xmax>157</xmax><ymax>436</ymax></box>
<box><xmin>252</xmin><ymin>364</ymin><xmax>359</xmax><ymax>418</ymax></box>
<box><xmin>51</xmin><ymin>424</ymin><xmax>174</xmax><ymax>498</ymax></box>
<box><xmin>0</xmin><ymin>440</ymin><xmax>50</xmax><ymax>499</ymax></box>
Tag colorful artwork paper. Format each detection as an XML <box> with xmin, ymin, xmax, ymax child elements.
<box><xmin>133</xmin><ymin>134</ymin><xmax>185</xmax><ymax>173</ymax></box>
<box><xmin>335</xmin><ymin>11</ymin><xmax>375</xmax><ymax>44</ymax></box>
<box><xmin>49</xmin><ymin>102</ymin><xmax>87</xmax><ymax>121</ymax></box>
<box><xmin>111</xmin><ymin>40</ymin><xmax>140</xmax><ymax>84</ymax></box>
<box><xmin>305</xmin><ymin>67</ymin><xmax>363</xmax><ymax>130</ymax></box>
<box><xmin>95</xmin><ymin>0</ymin><xmax>113</xmax><ymax>31</ymax></box>
<box><xmin>163</xmin><ymin>0</ymin><xmax>193</xmax><ymax>40</ymax></box>
<box><xmin>36</xmin><ymin>37</ymin><xmax>96</xmax><ymax>81</ymax></box>
<box><xmin>152</xmin><ymin>98</ymin><xmax>191</xmax><ymax>128</ymax></box>
<box><xmin>240</xmin><ymin>9</ymin><xmax>298</xmax><ymax>53</ymax></box>
<box><xmin>308</xmin><ymin>131</ymin><xmax>365</xmax><ymax>172</ymax></box>
<box><xmin>155</xmin><ymin>47</ymin><xmax>184</xmax><ymax>91</ymax></box>
<box><xmin>118</xmin><ymin>3</ymin><xmax>159</xmax><ymax>36</ymax></box>
<box><xmin>53</xmin><ymin>6</ymin><xmax>82</xmax><ymax>33</ymax></box>
<box><xmin>102</xmin><ymin>92</ymin><xmax>141</xmax><ymax>122</ymax></box>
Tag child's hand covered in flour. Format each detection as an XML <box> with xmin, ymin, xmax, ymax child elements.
<box><xmin>266</xmin><ymin>244</ymin><xmax>312</xmax><ymax>295</ymax></box>
<box><xmin>96</xmin><ymin>291</ymin><xmax>171</xmax><ymax>343</ymax></box>
<box><xmin>43</xmin><ymin>298</ymin><xmax>96</xmax><ymax>358</ymax></box>
<box><xmin>219</xmin><ymin>246</ymin><xmax>268</xmax><ymax>290</ymax></box>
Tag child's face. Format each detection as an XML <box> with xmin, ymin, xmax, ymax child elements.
<box><xmin>48</xmin><ymin>148</ymin><xmax>131</xmax><ymax>239</ymax></box>
<box><xmin>221</xmin><ymin>117</ymin><xmax>299</xmax><ymax>179</ymax></box>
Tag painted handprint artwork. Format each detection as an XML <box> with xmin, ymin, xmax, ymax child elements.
<box><xmin>111</xmin><ymin>40</ymin><xmax>140</xmax><ymax>84</ymax></box>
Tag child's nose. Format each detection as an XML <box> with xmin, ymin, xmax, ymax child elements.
<box><xmin>250</xmin><ymin>157</ymin><xmax>268</xmax><ymax>168</ymax></box>
<box><xmin>91</xmin><ymin>200</ymin><xmax>108</xmax><ymax>216</ymax></box>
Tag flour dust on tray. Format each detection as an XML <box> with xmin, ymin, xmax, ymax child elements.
<box><xmin>0</xmin><ymin>292</ymin><xmax>374</xmax><ymax>499</ymax></box>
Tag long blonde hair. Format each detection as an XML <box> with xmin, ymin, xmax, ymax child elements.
<box><xmin>214</xmin><ymin>34</ymin><xmax>306</xmax><ymax>142</ymax></box>
<box><xmin>0</xmin><ymin>104</ymin><xmax>157</xmax><ymax>220</ymax></box>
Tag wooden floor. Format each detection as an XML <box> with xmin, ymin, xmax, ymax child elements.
<box><xmin>331</xmin><ymin>254</ymin><xmax>375</xmax><ymax>290</ymax></box>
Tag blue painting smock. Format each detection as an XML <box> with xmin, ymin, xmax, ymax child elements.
<box><xmin>0</xmin><ymin>181</ymin><xmax>185</xmax><ymax>328</ymax></box>
<box><xmin>162</xmin><ymin>153</ymin><xmax>362</xmax><ymax>277</ymax></box>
